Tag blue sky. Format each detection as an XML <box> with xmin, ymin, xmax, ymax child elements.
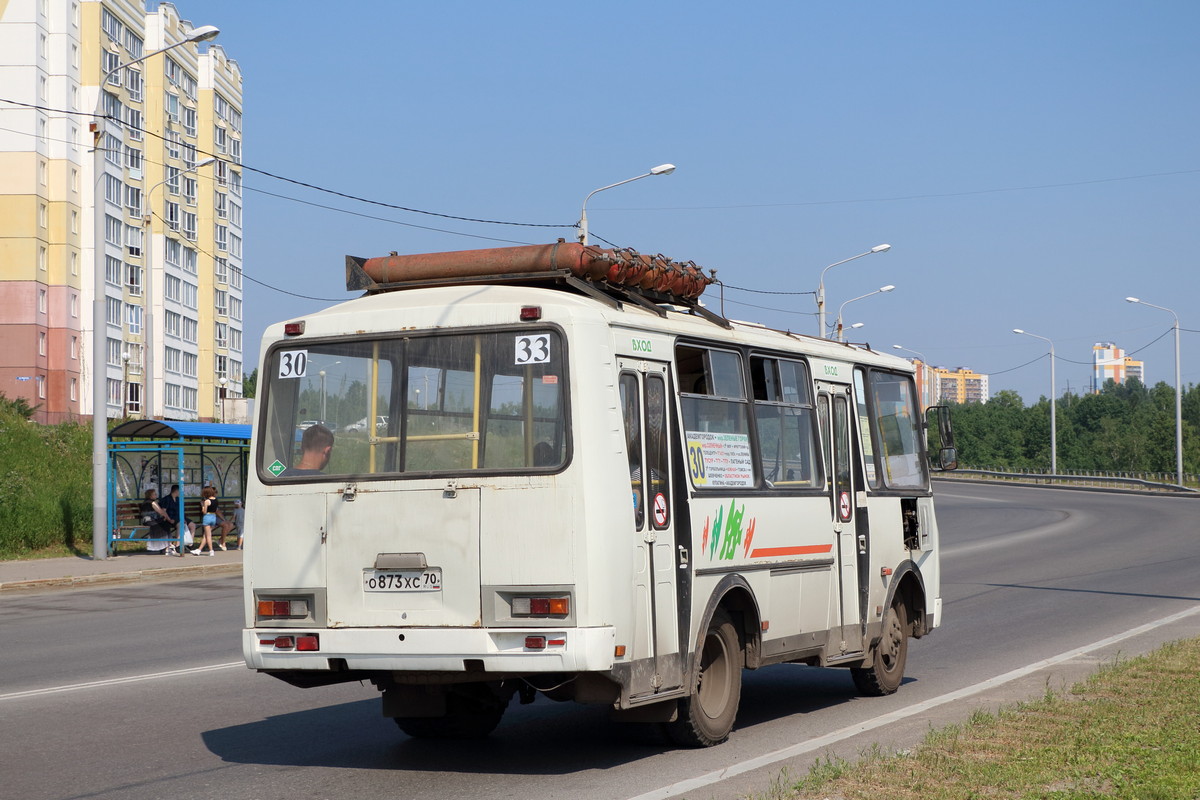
<box><xmin>192</xmin><ymin>1</ymin><xmax>1199</xmax><ymax>405</ymax></box>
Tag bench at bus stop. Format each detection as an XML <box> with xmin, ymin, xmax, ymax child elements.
<box><xmin>109</xmin><ymin>497</ymin><xmax>238</xmax><ymax>554</ymax></box>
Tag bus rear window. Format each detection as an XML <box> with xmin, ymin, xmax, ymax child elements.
<box><xmin>260</xmin><ymin>329</ymin><xmax>568</xmax><ymax>480</ymax></box>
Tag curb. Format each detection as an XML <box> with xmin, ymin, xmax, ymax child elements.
<box><xmin>0</xmin><ymin>561</ymin><xmax>242</xmax><ymax>593</ymax></box>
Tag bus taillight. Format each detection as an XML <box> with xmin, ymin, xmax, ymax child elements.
<box><xmin>257</xmin><ymin>599</ymin><xmax>310</xmax><ymax>618</ymax></box>
<box><xmin>512</xmin><ymin>596</ymin><xmax>569</xmax><ymax>616</ymax></box>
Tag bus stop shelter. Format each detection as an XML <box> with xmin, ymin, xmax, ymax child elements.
<box><xmin>107</xmin><ymin>420</ymin><xmax>252</xmax><ymax>554</ymax></box>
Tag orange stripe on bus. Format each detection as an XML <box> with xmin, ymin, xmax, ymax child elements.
<box><xmin>750</xmin><ymin>544</ymin><xmax>834</xmax><ymax>558</ymax></box>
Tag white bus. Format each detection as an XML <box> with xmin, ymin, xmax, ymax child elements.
<box><xmin>243</xmin><ymin>243</ymin><xmax>956</xmax><ymax>746</ymax></box>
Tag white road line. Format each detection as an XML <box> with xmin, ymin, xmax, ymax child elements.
<box><xmin>625</xmin><ymin>604</ymin><xmax>1200</xmax><ymax>800</ymax></box>
<box><xmin>0</xmin><ymin>661</ymin><xmax>244</xmax><ymax>702</ymax></box>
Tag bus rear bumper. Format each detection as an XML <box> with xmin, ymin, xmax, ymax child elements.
<box><xmin>243</xmin><ymin>625</ymin><xmax>616</xmax><ymax>674</ymax></box>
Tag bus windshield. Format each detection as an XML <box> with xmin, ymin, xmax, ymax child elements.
<box><xmin>259</xmin><ymin>329</ymin><xmax>568</xmax><ymax>480</ymax></box>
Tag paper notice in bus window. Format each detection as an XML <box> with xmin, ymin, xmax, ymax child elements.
<box><xmin>277</xmin><ymin>350</ymin><xmax>308</xmax><ymax>379</ymax></box>
<box><xmin>686</xmin><ymin>431</ymin><xmax>754</xmax><ymax>488</ymax></box>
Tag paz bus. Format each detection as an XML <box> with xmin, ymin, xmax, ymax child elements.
<box><xmin>242</xmin><ymin>242</ymin><xmax>956</xmax><ymax>747</ymax></box>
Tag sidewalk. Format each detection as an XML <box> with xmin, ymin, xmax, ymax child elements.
<box><xmin>0</xmin><ymin>546</ymin><xmax>242</xmax><ymax>593</ymax></box>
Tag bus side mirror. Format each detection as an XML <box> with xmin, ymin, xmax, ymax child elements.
<box><xmin>924</xmin><ymin>406</ymin><xmax>957</xmax><ymax>471</ymax></box>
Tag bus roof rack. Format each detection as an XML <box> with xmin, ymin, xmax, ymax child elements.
<box><xmin>346</xmin><ymin>241</ymin><xmax>731</xmax><ymax>329</ymax></box>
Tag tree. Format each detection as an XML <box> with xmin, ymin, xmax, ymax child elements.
<box><xmin>243</xmin><ymin>368</ymin><xmax>258</xmax><ymax>399</ymax></box>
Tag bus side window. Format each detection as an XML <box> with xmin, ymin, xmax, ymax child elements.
<box><xmin>620</xmin><ymin>373</ymin><xmax>645</xmax><ymax>528</ymax></box>
<box><xmin>752</xmin><ymin>356</ymin><xmax>819</xmax><ymax>489</ymax></box>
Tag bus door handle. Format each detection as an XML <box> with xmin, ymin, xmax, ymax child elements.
<box><xmin>678</xmin><ymin>546</ymin><xmax>689</xmax><ymax>569</ymax></box>
<box><xmin>857</xmin><ymin>534</ymin><xmax>867</xmax><ymax>554</ymax></box>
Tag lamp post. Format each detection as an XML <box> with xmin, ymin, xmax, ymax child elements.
<box><xmin>1013</xmin><ymin>328</ymin><xmax>1057</xmax><ymax>475</ymax></box>
<box><xmin>218</xmin><ymin>376</ymin><xmax>227</xmax><ymax>423</ymax></box>
<box><xmin>143</xmin><ymin>157</ymin><xmax>215</xmax><ymax>420</ymax></box>
<box><xmin>90</xmin><ymin>24</ymin><xmax>219</xmax><ymax>560</ymax></box>
<box><xmin>319</xmin><ymin>370</ymin><xmax>327</xmax><ymax>423</ymax></box>
<box><xmin>120</xmin><ymin>350</ymin><xmax>130</xmax><ymax>416</ymax></box>
<box><xmin>1126</xmin><ymin>297</ymin><xmax>1184</xmax><ymax>487</ymax></box>
<box><xmin>816</xmin><ymin>244</ymin><xmax>891</xmax><ymax>338</ymax></box>
<box><xmin>577</xmin><ymin>164</ymin><xmax>675</xmax><ymax>246</ymax></box>
<box><xmin>836</xmin><ymin>285</ymin><xmax>894</xmax><ymax>342</ymax></box>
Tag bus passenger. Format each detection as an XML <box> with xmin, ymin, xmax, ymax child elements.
<box><xmin>281</xmin><ymin>425</ymin><xmax>334</xmax><ymax>477</ymax></box>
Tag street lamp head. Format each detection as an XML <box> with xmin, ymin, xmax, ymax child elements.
<box><xmin>650</xmin><ymin>164</ymin><xmax>676</xmax><ymax>176</ymax></box>
<box><xmin>1125</xmin><ymin>296</ymin><xmax>1140</xmax><ymax>304</ymax></box>
<box><xmin>196</xmin><ymin>157</ymin><xmax>217</xmax><ymax>169</ymax></box>
<box><xmin>871</xmin><ymin>244</ymin><xmax>892</xmax><ymax>254</ymax></box>
<box><xmin>186</xmin><ymin>25</ymin><xmax>220</xmax><ymax>43</ymax></box>
<box><xmin>1012</xmin><ymin>328</ymin><xmax>1025</xmax><ymax>335</ymax></box>
<box><xmin>850</xmin><ymin>322</ymin><xmax>865</xmax><ymax>330</ymax></box>
<box><xmin>879</xmin><ymin>284</ymin><xmax>896</xmax><ymax>293</ymax></box>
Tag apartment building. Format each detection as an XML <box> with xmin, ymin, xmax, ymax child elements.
<box><xmin>0</xmin><ymin>0</ymin><xmax>242</xmax><ymax>423</ymax></box>
<box><xmin>933</xmin><ymin>366</ymin><xmax>990</xmax><ymax>405</ymax></box>
<box><xmin>1091</xmin><ymin>342</ymin><xmax>1144</xmax><ymax>393</ymax></box>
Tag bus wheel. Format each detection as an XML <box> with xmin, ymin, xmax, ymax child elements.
<box><xmin>664</xmin><ymin>608</ymin><xmax>743</xmax><ymax>747</ymax></box>
<box><xmin>851</xmin><ymin>599</ymin><xmax>908</xmax><ymax>696</ymax></box>
<box><xmin>393</xmin><ymin>685</ymin><xmax>510</xmax><ymax>739</ymax></box>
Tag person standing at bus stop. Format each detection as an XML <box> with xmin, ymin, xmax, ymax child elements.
<box><xmin>161</xmin><ymin>484</ymin><xmax>195</xmax><ymax>553</ymax></box>
<box><xmin>190</xmin><ymin>486</ymin><xmax>219</xmax><ymax>556</ymax></box>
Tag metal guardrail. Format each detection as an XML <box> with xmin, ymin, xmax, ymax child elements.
<box><xmin>939</xmin><ymin>468</ymin><xmax>1199</xmax><ymax>494</ymax></box>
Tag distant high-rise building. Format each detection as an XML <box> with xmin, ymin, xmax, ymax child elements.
<box><xmin>933</xmin><ymin>366</ymin><xmax>989</xmax><ymax>404</ymax></box>
<box><xmin>0</xmin><ymin>0</ymin><xmax>243</xmax><ymax>423</ymax></box>
<box><xmin>1092</xmin><ymin>343</ymin><xmax>1143</xmax><ymax>392</ymax></box>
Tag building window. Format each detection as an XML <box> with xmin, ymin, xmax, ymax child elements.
<box><xmin>215</xmin><ymin>322</ymin><xmax>228</xmax><ymax>348</ymax></box>
<box><xmin>37</xmin><ymin>376</ymin><xmax>46</xmax><ymax>400</ymax></box>
<box><xmin>165</xmin><ymin>275</ymin><xmax>182</xmax><ymax>302</ymax></box>
<box><xmin>101</xmin><ymin>8</ymin><xmax>122</xmax><ymax>41</ymax></box>
<box><xmin>166</xmin><ymin>165</ymin><xmax>180</xmax><ymax>194</ymax></box>
<box><xmin>70</xmin><ymin>336</ymin><xmax>78</xmax><ymax>360</ymax></box>
<box><xmin>215</xmin><ymin>224</ymin><xmax>228</xmax><ymax>250</ymax></box>
<box><xmin>182</xmin><ymin>246</ymin><xmax>197</xmax><ymax>274</ymax></box>
<box><xmin>182</xmin><ymin>106</ymin><xmax>197</xmax><ymax>138</ymax></box>
<box><xmin>124</xmin><ymin>29</ymin><xmax>143</xmax><ymax>59</ymax></box>
<box><xmin>108</xmin><ymin>378</ymin><xmax>123</xmax><ymax>407</ymax></box>
<box><xmin>39</xmin><ymin>332</ymin><xmax>47</xmax><ymax>356</ymax></box>
<box><xmin>106</xmin><ymin>297</ymin><xmax>121</xmax><ymax>327</ymax></box>
<box><xmin>214</xmin><ymin>125</ymin><xmax>227</xmax><ymax>154</ymax></box>
<box><xmin>229</xmin><ymin>296</ymin><xmax>242</xmax><ymax>322</ymax></box>
<box><xmin>125</xmin><ymin>382</ymin><xmax>142</xmax><ymax>414</ymax></box>
<box><xmin>214</xmin><ymin>257</ymin><xmax>228</xmax><ymax>282</ymax></box>
<box><xmin>71</xmin><ymin>252</ymin><xmax>79</xmax><ymax>276</ymax></box>
<box><xmin>182</xmin><ymin>281</ymin><xmax>197</xmax><ymax>310</ymax></box>
<box><xmin>165</xmin><ymin>238</ymin><xmax>182</xmax><ymax>267</ymax></box>
<box><xmin>124</xmin><ymin>224</ymin><xmax>142</xmax><ymax>257</ymax></box>
<box><xmin>182</xmin><ymin>211</ymin><xmax>197</xmax><ymax>241</ymax></box>
<box><xmin>70</xmin><ymin>378</ymin><xmax>78</xmax><ymax>402</ymax></box>
<box><xmin>104</xmin><ymin>174</ymin><xmax>122</xmax><ymax>205</ymax></box>
<box><xmin>70</xmin><ymin>293</ymin><xmax>78</xmax><ymax>317</ymax></box>
<box><xmin>39</xmin><ymin>203</ymin><xmax>48</xmax><ymax>227</ymax></box>
<box><xmin>103</xmin><ymin>50</ymin><xmax>121</xmax><ymax>85</ymax></box>
<box><xmin>125</xmin><ymin>106</ymin><xmax>141</xmax><ymax>141</ymax></box>
<box><xmin>125</xmin><ymin>185</ymin><xmax>141</xmax><ymax>217</ymax></box>
<box><xmin>228</xmin><ymin>264</ymin><xmax>242</xmax><ymax>290</ymax></box>
<box><xmin>105</xmin><ymin>255</ymin><xmax>122</xmax><ymax>286</ymax></box>
<box><xmin>182</xmin><ymin>352</ymin><xmax>197</xmax><ymax>378</ymax></box>
<box><xmin>182</xmin><ymin>176</ymin><xmax>196</xmax><ymax>205</ymax></box>
<box><xmin>228</xmin><ymin>233</ymin><xmax>241</xmax><ymax>258</ymax></box>
<box><xmin>107</xmin><ymin>338</ymin><xmax>122</xmax><ymax>366</ymax></box>
<box><xmin>215</xmin><ymin>192</ymin><xmax>227</xmax><ymax>219</ymax></box>
<box><xmin>229</xmin><ymin>328</ymin><xmax>242</xmax><ymax>354</ymax></box>
<box><xmin>126</xmin><ymin>303</ymin><xmax>142</xmax><ymax>335</ymax></box>
<box><xmin>182</xmin><ymin>317</ymin><xmax>198</xmax><ymax>344</ymax></box>
<box><xmin>39</xmin><ymin>246</ymin><xmax>48</xmax><ymax>271</ymax></box>
<box><xmin>229</xmin><ymin>201</ymin><xmax>242</xmax><ymax>227</ymax></box>
<box><xmin>165</xmin><ymin>92</ymin><xmax>180</xmax><ymax>123</ymax></box>
<box><xmin>165</xmin><ymin>347</ymin><xmax>181</xmax><ymax>374</ymax></box>
<box><xmin>39</xmin><ymin>289</ymin><xmax>48</xmax><ymax>313</ymax></box>
<box><xmin>126</xmin><ymin>263</ymin><xmax>142</xmax><ymax>295</ymax></box>
<box><xmin>182</xmin><ymin>386</ymin><xmax>197</xmax><ymax>413</ymax></box>
<box><xmin>165</xmin><ymin>201</ymin><xmax>180</xmax><ymax>230</ymax></box>
<box><xmin>105</xmin><ymin>215</ymin><xmax>122</xmax><ymax>246</ymax></box>
<box><xmin>71</xmin><ymin>210</ymin><xmax>78</xmax><ymax>233</ymax></box>
<box><xmin>165</xmin><ymin>311</ymin><xmax>181</xmax><ymax>338</ymax></box>
<box><xmin>165</xmin><ymin>382</ymin><xmax>181</xmax><ymax>409</ymax></box>
<box><xmin>105</xmin><ymin>133</ymin><xmax>122</xmax><ymax>166</ymax></box>
<box><xmin>215</xmin><ymin>289</ymin><xmax>228</xmax><ymax>316</ymax></box>
<box><xmin>125</xmin><ymin>67</ymin><xmax>142</xmax><ymax>102</ymax></box>
<box><xmin>124</xmin><ymin>145</ymin><xmax>142</xmax><ymax>175</ymax></box>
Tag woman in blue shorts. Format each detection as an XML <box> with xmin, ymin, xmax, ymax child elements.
<box><xmin>191</xmin><ymin>486</ymin><xmax>218</xmax><ymax>556</ymax></box>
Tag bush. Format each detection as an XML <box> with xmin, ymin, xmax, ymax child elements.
<box><xmin>0</xmin><ymin>402</ymin><xmax>92</xmax><ymax>557</ymax></box>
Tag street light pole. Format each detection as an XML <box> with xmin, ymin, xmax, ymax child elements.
<box><xmin>1126</xmin><ymin>297</ymin><xmax>1184</xmax><ymax>487</ymax></box>
<box><xmin>142</xmin><ymin>157</ymin><xmax>215</xmax><ymax>420</ymax></box>
<box><xmin>89</xmin><ymin>24</ymin><xmax>219</xmax><ymax>560</ymax></box>
<box><xmin>816</xmin><ymin>244</ymin><xmax>891</xmax><ymax>338</ymax></box>
<box><xmin>836</xmin><ymin>285</ymin><xmax>894</xmax><ymax>342</ymax></box>
<box><xmin>1013</xmin><ymin>328</ymin><xmax>1057</xmax><ymax>475</ymax></box>
<box><xmin>577</xmin><ymin>164</ymin><xmax>675</xmax><ymax>246</ymax></box>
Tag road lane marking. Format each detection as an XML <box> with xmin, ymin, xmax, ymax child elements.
<box><xmin>625</xmin><ymin>603</ymin><xmax>1200</xmax><ymax>800</ymax></box>
<box><xmin>0</xmin><ymin>661</ymin><xmax>243</xmax><ymax>702</ymax></box>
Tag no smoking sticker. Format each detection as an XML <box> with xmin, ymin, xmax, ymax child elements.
<box><xmin>838</xmin><ymin>491</ymin><xmax>852</xmax><ymax>522</ymax></box>
<box><xmin>653</xmin><ymin>493</ymin><xmax>669</xmax><ymax>527</ymax></box>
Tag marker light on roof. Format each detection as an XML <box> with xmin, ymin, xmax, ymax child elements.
<box><xmin>519</xmin><ymin>306</ymin><xmax>542</xmax><ymax>321</ymax></box>
<box><xmin>284</xmin><ymin>321</ymin><xmax>305</xmax><ymax>336</ymax></box>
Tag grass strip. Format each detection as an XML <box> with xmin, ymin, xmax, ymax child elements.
<box><xmin>768</xmin><ymin>636</ymin><xmax>1200</xmax><ymax>800</ymax></box>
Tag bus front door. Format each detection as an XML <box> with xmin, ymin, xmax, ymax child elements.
<box><xmin>818</xmin><ymin>384</ymin><xmax>863</xmax><ymax>655</ymax></box>
<box><xmin>619</xmin><ymin>359</ymin><xmax>683</xmax><ymax>699</ymax></box>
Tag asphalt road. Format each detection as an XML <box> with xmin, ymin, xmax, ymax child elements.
<box><xmin>2</xmin><ymin>481</ymin><xmax>1198</xmax><ymax>800</ymax></box>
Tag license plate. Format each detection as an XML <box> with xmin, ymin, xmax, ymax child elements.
<box><xmin>363</xmin><ymin>568</ymin><xmax>442</xmax><ymax>592</ymax></box>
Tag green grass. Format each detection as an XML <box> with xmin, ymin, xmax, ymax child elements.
<box><xmin>760</xmin><ymin>637</ymin><xmax>1200</xmax><ymax>800</ymax></box>
<box><xmin>0</xmin><ymin>405</ymin><xmax>93</xmax><ymax>558</ymax></box>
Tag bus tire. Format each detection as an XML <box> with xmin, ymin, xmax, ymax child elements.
<box><xmin>851</xmin><ymin>599</ymin><xmax>908</xmax><ymax>696</ymax></box>
<box><xmin>663</xmin><ymin>608</ymin><xmax>743</xmax><ymax>747</ymax></box>
<box><xmin>393</xmin><ymin>686</ymin><xmax>510</xmax><ymax>739</ymax></box>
